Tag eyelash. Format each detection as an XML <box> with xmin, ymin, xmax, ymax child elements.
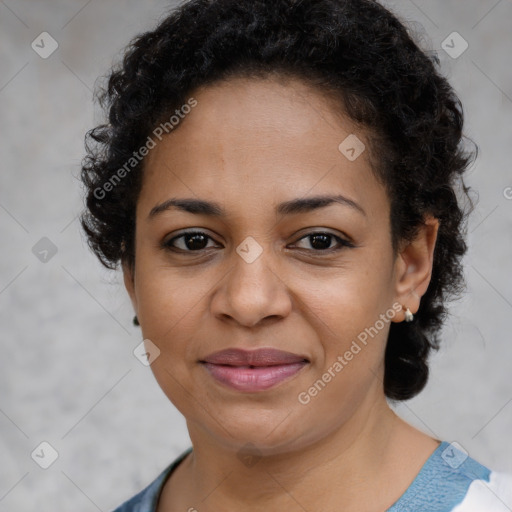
<box><xmin>162</xmin><ymin>230</ymin><xmax>355</xmax><ymax>254</ymax></box>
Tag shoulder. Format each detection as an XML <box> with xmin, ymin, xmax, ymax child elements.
<box><xmin>110</xmin><ymin>447</ymin><xmax>193</xmax><ymax>512</ymax></box>
<box><xmin>110</xmin><ymin>465</ymin><xmax>172</xmax><ymax>512</ymax></box>
<box><xmin>452</xmin><ymin>470</ymin><xmax>512</xmax><ymax>512</ymax></box>
<box><xmin>389</xmin><ymin>441</ymin><xmax>512</xmax><ymax>512</ymax></box>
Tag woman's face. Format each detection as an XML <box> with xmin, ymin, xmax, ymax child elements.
<box><xmin>124</xmin><ymin>76</ymin><xmax>433</xmax><ymax>454</ymax></box>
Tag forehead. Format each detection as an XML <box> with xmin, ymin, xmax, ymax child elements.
<box><xmin>139</xmin><ymin>76</ymin><xmax>388</xmax><ymax>221</ymax></box>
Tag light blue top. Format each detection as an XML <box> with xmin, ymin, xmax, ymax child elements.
<box><xmin>111</xmin><ymin>441</ymin><xmax>512</xmax><ymax>511</ymax></box>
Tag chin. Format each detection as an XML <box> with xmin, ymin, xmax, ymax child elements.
<box><xmin>209</xmin><ymin>412</ymin><xmax>316</xmax><ymax>456</ymax></box>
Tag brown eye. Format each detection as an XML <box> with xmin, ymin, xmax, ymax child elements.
<box><xmin>163</xmin><ymin>231</ymin><xmax>218</xmax><ymax>252</ymax></box>
<box><xmin>292</xmin><ymin>232</ymin><xmax>354</xmax><ymax>252</ymax></box>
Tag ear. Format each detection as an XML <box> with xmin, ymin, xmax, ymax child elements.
<box><xmin>392</xmin><ymin>216</ymin><xmax>440</xmax><ymax>322</ymax></box>
<box><xmin>122</xmin><ymin>259</ymin><xmax>138</xmax><ymax>316</ymax></box>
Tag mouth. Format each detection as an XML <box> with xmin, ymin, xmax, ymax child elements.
<box><xmin>199</xmin><ymin>347</ymin><xmax>309</xmax><ymax>392</ymax></box>
<box><xmin>201</xmin><ymin>347</ymin><xmax>309</xmax><ymax>366</ymax></box>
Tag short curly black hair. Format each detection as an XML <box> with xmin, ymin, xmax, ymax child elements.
<box><xmin>80</xmin><ymin>0</ymin><xmax>476</xmax><ymax>401</ymax></box>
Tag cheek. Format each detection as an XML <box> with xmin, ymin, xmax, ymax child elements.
<box><xmin>303</xmin><ymin>276</ymin><xmax>391</xmax><ymax>383</ymax></box>
<box><xmin>134</xmin><ymin>256</ymin><xmax>217</xmax><ymax>343</ymax></box>
<box><xmin>294</xmin><ymin>254</ymin><xmax>395</xmax><ymax>340</ymax></box>
<box><xmin>294</xmin><ymin>274</ymin><xmax>393</xmax><ymax>424</ymax></box>
<box><xmin>292</xmin><ymin>253</ymin><xmax>395</xmax><ymax>394</ymax></box>
<box><xmin>134</xmin><ymin>264</ymin><xmax>206</xmax><ymax>413</ymax></box>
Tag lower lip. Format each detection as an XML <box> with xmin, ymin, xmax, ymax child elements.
<box><xmin>201</xmin><ymin>362</ymin><xmax>308</xmax><ymax>392</ymax></box>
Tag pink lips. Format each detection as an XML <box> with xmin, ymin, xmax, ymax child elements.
<box><xmin>200</xmin><ymin>348</ymin><xmax>309</xmax><ymax>392</ymax></box>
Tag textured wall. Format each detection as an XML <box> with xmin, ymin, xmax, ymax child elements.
<box><xmin>1</xmin><ymin>0</ymin><xmax>511</xmax><ymax>510</ymax></box>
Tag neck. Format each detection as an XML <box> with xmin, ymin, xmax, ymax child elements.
<box><xmin>160</xmin><ymin>390</ymin><xmax>438</xmax><ymax>512</ymax></box>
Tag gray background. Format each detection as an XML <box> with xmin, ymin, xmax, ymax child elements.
<box><xmin>0</xmin><ymin>0</ymin><xmax>511</xmax><ymax>510</ymax></box>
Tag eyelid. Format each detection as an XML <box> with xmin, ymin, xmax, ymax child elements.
<box><xmin>162</xmin><ymin>230</ymin><xmax>221</xmax><ymax>250</ymax></box>
<box><xmin>291</xmin><ymin>231</ymin><xmax>355</xmax><ymax>251</ymax></box>
<box><xmin>293</xmin><ymin>228</ymin><xmax>354</xmax><ymax>245</ymax></box>
<box><xmin>162</xmin><ymin>229</ymin><xmax>355</xmax><ymax>253</ymax></box>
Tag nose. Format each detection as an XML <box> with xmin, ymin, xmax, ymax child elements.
<box><xmin>210</xmin><ymin>245</ymin><xmax>292</xmax><ymax>328</ymax></box>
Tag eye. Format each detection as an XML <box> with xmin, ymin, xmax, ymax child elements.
<box><xmin>162</xmin><ymin>230</ymin><xmax>355</xmax><ymax>254</ymax></box>
<box><xmin>163</xmin><ymin>231</ymin><xmax>219</xmax><ymax>252</ymax></box>
<box><xmin>291</xmin><ymin>231</ymin><xmax>355</xmax><ymax>252</ymax></box>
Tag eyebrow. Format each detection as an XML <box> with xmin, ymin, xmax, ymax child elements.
<box><xmin>148</xmin><ymin>194</ymin><xmax>366</xmax><ymax>220</ymax></box>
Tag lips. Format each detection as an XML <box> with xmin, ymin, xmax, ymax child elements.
<box><xmin>200</xmin><ymin>348</ymin><xmax>309</xmax><ymax>392</ymax></box>
<box><xmin>201</xmin><ymin>348</ymin><xmax>309</xmax><ymax>366</ymax></box>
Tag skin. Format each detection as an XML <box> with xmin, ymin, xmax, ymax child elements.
<box><xmin>123</xmin><ymin>75</ymin><xmax>440</xmax><ymax>512</ymax></box>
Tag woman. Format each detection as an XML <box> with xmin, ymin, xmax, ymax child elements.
<box><xmin>80</xmin><ymin>0</ymin><xmax>512</xmax><ymax>510</ymax></box>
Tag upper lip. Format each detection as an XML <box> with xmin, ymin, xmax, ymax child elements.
<box><xmin>201</xmin><ymin>348</ymin><xmax>309</xmax><ymax>366</ymax></box>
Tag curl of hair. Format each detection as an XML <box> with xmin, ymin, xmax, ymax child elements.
<box><xmin>80</xmin><ymin>0</ymin><xmax>477</xmax><ymax>400</ymax></box>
